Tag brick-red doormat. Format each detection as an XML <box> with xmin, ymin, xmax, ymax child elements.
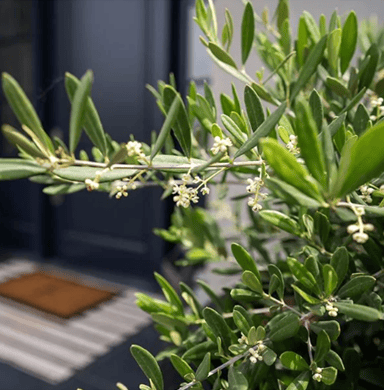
<box><xmin>0</xmin><ymin>271</ymin><xmax>118</xmax><ymax>319</ymax></box>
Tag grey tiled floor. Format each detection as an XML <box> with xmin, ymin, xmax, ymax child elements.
<box><xmin>0</xmin><ymin>258</ymin><xmax>174</xmax><ymax>390</ymax></box>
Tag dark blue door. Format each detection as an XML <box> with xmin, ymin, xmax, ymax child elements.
<box><xmin>0</xmin><ymin>0</ymin><xmax>183</xmax><ymax>282</ymax></box>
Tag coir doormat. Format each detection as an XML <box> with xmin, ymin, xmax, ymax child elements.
<box><xmin>0</xmin><ymin>271</ymin><xmax>118</xmax><ymax>319</ymax></box>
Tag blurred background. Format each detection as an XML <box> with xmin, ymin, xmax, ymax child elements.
<box><xmin>0</xmin><ymin>0</ymin><xmax>383</xmax><ymax>389</ymax></box>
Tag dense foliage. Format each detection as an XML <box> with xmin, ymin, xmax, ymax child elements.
<box><xmin>1</xmin><ymin>1</ymin><xmax>384</xmax><ymax>389</ymax></box>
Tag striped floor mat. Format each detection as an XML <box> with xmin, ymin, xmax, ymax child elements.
<box><xmin>0</xmin><ymin>259</ymin><xmax>157</xmax><ymax>385</ymax></box>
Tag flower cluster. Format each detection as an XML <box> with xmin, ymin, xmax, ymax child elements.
<box><xmin>246</xmin><ymin>177</ymin><xmax>267</xmax><ymax>212</ymax></box>
<box><xmin>369</xmin><ymin>96</ymin><xmax>384</xmax><ymax>121</ymax></box>
<box><xmin>325</xmin><ymin>301</ymin><xmax>338</xmax><ymax>317</ymax></box>
<box><xmin>248</xmin><ymin>343</ymin><xmax>266</xmax><ymax>364</ymax></box>
<box><xmin>347</xmin><ymin>206</ymin><xmax>374</xmax><ymax>244</ymax></box>
<box><xmin>85</xmin><ymin>178</ymin><xmax>100</xmax><ymax>191</ymax></box>
<box><xmin>286</xmin><ymin>134</ymin><xmax>300</xmax><ymax>155</ymax></box>
<box><xmin>172</xmin><ymin>173</ymin><xmax>209</xmax><ymax>208</ymax></box>
<box><xmin>312</xmin><ymin>367</ymin><xmax>323</xmax><ymax>382</ymax></box>
<box><xmin>126</xmin><ymin>140</ymin><xmax>145</xmax><ymax>159</ymax></box>
<box><xmin>84</xmin><ymin>170</ymin><xmax>103</xmax><ymax>192</ymax></box>
<box><xmin>210</xmin><ymin>136</ymin><xmax>232</xmax><ymax>155</ymax></box>
<box><xmin>359</xmin><ymin>184</ymin><xmax>374</xmax><ymax>203</ymax></box>
<box><xmin>115</xmin><ymin>184</ymin><xmax>129</xmax><ymax>199</ymax></box>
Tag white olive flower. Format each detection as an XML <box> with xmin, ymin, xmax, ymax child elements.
<box><xmin>211</xmin><ymin>136</ymin><xmax>232</xmax><ymax>155</ymax></box>
<box><xmin>352</xmin><ymin>232</ymin><xmax>369</xmax><ymax>243</ymax></box>
<box><xmin>201</xmin><ymin>186</ymin><xmax>210</xmax><ymax>195</ymax></box>
<box><xmin>325</xmin><ymin>302</ymin><xmax>338</xmax><ymax>317</ymax></box>
<box><xmin>126</xmin><ymin>140</ymin><xmax>145</xmax><ymax>158</ymax></box>
<box><xmin>360</xmin><ymin>185</ymin><xmax>374</xmax><ymax>203</ymax></box>
<box><xmin>85</xmin><ymin>179</ymin><xmax>100</xmax><ymax>192</ymax></box>
<box><xmin>347</xmin><ymin>224</ymin><xmax>359</xmax><ymax>234</ymax></box>
<box><xmin>286</xmin><ymin>134</ymin><xmax>300</xmax><ymax>154</ymax></box>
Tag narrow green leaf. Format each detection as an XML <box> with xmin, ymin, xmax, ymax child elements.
<box><xmin>322</xmin><ymin>264</ymin><xmax>338</xmax><ymax>297</ymax></box>
<box><xmin>170</xmin><ymin>355</ymin><xmax>194</xmax><ymax>380</ymax></box>
<box><xmin>291</xmin><ymin>285</ymin><xmax>320</xmax><ymax>304</ymax></box>
<box><xmin>180</xmin><ymin>282</ymin><xmax>203</xmax><ymax>318</ymax></box>
<box><xmin>287</xmin><ymin>257</ymin><xmax>321</xmax><ymax>295</ymax></box>
<box><xmin>150</xmin><ymin>97</ymin><xmax>180</xmax><ymax>160</ymax></box>
<box><xmin>314</xmin><ymin>330</ymin><xmax>330</xmax><ymax>362</ymax></box>
<box><xmin>286</xmin><ymin>371</ymin><xmax>310</xmax><ymax>390</ymax></box>
<box><xmin>65</xmin><ymin>72</ymin><xmax>107</xmax><ymax>156</ymax></box>
<box><xmin>337</xmin><ymin>276</ymin><xmax>376</xmax><ymax>299</ymax></box>
<box><xmin>195</xmin><ymin>353</ymin><xmax>210</xmax><ymax>381</ymax></box>
<box><xmin>309</xmin><ymin>89</ymin><xmax>323</xmax><ymax>132</ymax></box>
<box><xmin>182</xmin><ymin>341</ymin><xmax>216</xmax><ymax>361</ymax></box>
<box><xmin>328</xmin><ymin>11</ymin><xmax>338</xmax><ymax>32</ymax></box>
<box><xmin>251</xmin><ymin>83</ymin><xmax>281</xmax><ymax>106</ymax></box>
<box><xmin>0</xmin><ymin>159</ymin><xmax>47</xmax><ymax>180</ymax></box>
<box><xmin>242</xmin><ymin>270</ymin><xmax>263</xmax><ymax>295</ymax></box>
<box><xmin>327</xmin><ymin>113</ymin><xmax>347</xmax><ymax>137</ymax></box>
<box><xmin>275</xmin><ymin>0</ymin><xmax>289</xmax><ymax>33</ymax></box>
<box><xmin>280</xmin><ymin>19</ymin><xmax>292</xmax><ymax>56</ymax></box>
<box><xmin>2</xmin><ymin>72</ymin><xmax>54</xmax><ymax>154</ymax></box>
<box><xmin>230</xmin><ymin>288</ymin><xmax>262</xmax><ymax>302</ymax></box>
<box><xmin>327</xmin><ymin>28</ymin><xmax>341</xmax><ymax>74</ymax></box>
<box><xmin>340</xmin><ymin>11</ymin><xmax>358</xmax><ymax>74</ymax></box>
<box><xmin>311</xmin><ymin>320</ymin><xmax>340</xmax><ymax>341</ymax></box>
<box><xmin>233</xmin><ymin>309</ymin><xmax>251</xmax><ymax>335</ymax></box>
<box><xmin>290</xmin><ymin>34</ymin><xmax>327</xmax><ymax>101</ymax></box>
<box><xmin>267</xmin><ymin>312</ymin><xmax>301</xmax><ymax>342</ymax></box>
<box><xmin>206</xmin><ymin>50</ymin><xmax>250</xmax><ymax>84</ymax></box>
<box><xmin>154</xmin><ymin>272</ymin><xmax>184</xmax><ymax>315</ymax></box>
<box><xmin>303</xmin><ymin>11</ymin><xmax>320</xmax><ymax>43</ymax></box>
<box><xmin>53</xmin><ymin>166</ymin><xmax>136</xmax><ymax>182</ymax></box>
<box><xmin>69</xmin><ymin>70</ymin><xmax>94</xmax><ymax>153</ymax></box>
<box><xmin>204</xmin><ymin>81</ymin><xmax>216</xmax><ymax>113</ymax></box>
<box><xmin>260</xmin><ymin>210</ymin><xmax>301</xmax><ymax>235</ymax></box>
<box><xmin>225</xmin><ymin>9</ymin><xmax>234</xmax><ymax>49</ymax></box>
<box><xmin>268</xmin><ymin>264</ymin><xmax>285</xmax><ymax>300</ymax></box>
<box><xmin>209</xmin><ymin>42</ymin><xmax>237</xmax><ymax>69</ymax></box>
<box><xmin>211</xmin><ymin>123</ymin><xmax>223</xmax><ymax>138</ymax></box>
<box><xmin>266</xmin><ymin>177</ymin><xmax>322</xmax><ymax>208</ymax></box>
<box><xmin>130</xmin><ymin>345</ymin><xmax>164</xmax><ymax>390</ymax></box>
<box><xmin>333</xmin><ymin>120</ymin><xmax>384</xmax><ymax>198</ymax></box>
<box><xmin>297</xmin><ymin>16</ymin><xmax>308</xmax><ymax>67</ymax></box>
<box><xmin>228</xmin><ymin>366</ymin><xmax>248</xmax><ymax>390</ymax></box>
<box><xmin>280</xmin><ymin>352</ymin><xmax>309</xmax><ymax>371</ymax></box>
<box><xmin>43</xmin><ymin>183</ymin><xmax>85</xmax><ymax>195</ymax></box>
<box><xmin>321</xmin><ymin>367</ymin><xmax>338</xmax><ymax>385</ymax></box>
<box><xmin>260</xmin><ymin>138</ymin><xmax>324</xmax><ymax>202</ymax></box>
<box><xmin>230</xmin><ymin>111</ymin><xmax>247</xmax><ymax>135</ymax></box>
<box><xmin>244</xmin><ymin>85</ymin><xmax>264</xmax><ymax>131</ymax></box>
<box><xmin>359</xmin><ymin>44</ymin><xmax>379</xmax><ymax>90</ymax></box>
<box><xmin>197</xmin><ymin>280</ymin><xmax>224</xmax><ymax>313</ymax></box>
<box><xmin>339</xmin><ymin>87</ymin><xmax>366</xmax><ymax>115</ymax></box>
<box><xmin>163</xmin><ymin>86</ymin><xmax>192</xmax><ymax>158</ymax></box>
<box><xmin>2</xmin><ymin>125</ymin><xmax>47</xmax><ymax>159</ymax></box>
<box><xmin>203</xmin><ymin>307</ymin><xmax>235</xmax><ymax>350</ymax></box>
<box><xmin>295</xmin><ymin>97</ymin><xmax>326</xmax><ymax>188</ymax></box>
<box><xmin>334</xmin><ymin>302</ymin><xmax>381</xmax><ymax>321</ymax></box>
<box><xmin>325</xmin><ymin>77</ymin><xmax>351</xmax><ymax>98</ymax></box>
<box><xmin>330</xmin><ymin>247</ymin><xmax>349</xmax><ymax>288</ymax></box>
<box><xmin>314</xmin><ymin>211</ymin><xmax>331</xmax><ymax>245</ymax></box>
<box><xmin>241</xmin><ymin>2</ymin><xmax>255</xmax><ymax>65</ymax></box>
<box><xmin>262</xmin><ymin>347</ymin><xmax>277</xmax><ymax>366</ymax></box>
<box><xmin>319</xmin><ymin>14</ymin><xmax>327</xmax><ymax>37</ymax></box>
<box><xmin>353</xmin><ymin>103</ymin><xmax>370</xmax><ymax>135</ymax></box>
<box><xmin>234</xmin><ymin>102</ymin><xmax>286</xmax><ymax>158</ymax></box>
<box><xmin>220</xmin><ymin>94</ymin><xmax>235</xmax><ymax>116</ymax></box>
<box><xmin>326</xmin><ymin>350</ymin><xmax>345</xmax><ymax>371</ymax></box>
<box><xmin>231</xmin><ymin>243</ymin><xmax>261</xmax><ymax>280</ymax></box>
